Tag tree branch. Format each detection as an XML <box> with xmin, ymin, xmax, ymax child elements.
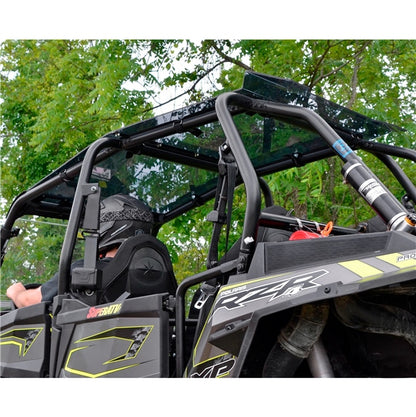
<box><xmin>308</xmin><ymin>40</ymin><xmax>333</xmax><ymax>88</ymax></box>
<box><xmin>142</xmin><ymin>60</ymin><xmax>227</xmax><ymax>114</ymax></box>
<box><xmin>206</xmin><ymin>40</ymin><xmax>252</xmax><ymax>71</ymax></box>
<box><xmin>346</xmin><ymin>50</ymin><xmax>365</xmax><ymax>109</ymax></box>
<box><xmin>141</xmin><ymin>40</ymin><xmax>252</xmax><ymax>115</ymax></box>
<box><xmin>309</xmin><ymin>41</ymin><xmax>372</xmax><ymax>88</ymax></box>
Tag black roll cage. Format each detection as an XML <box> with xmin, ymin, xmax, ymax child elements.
<box><xmin>174</xmin><ymin>92</ymin><xmax>416</xmax><ymax>375</ymax></box>
<box><xmin>1</xmin><ymin>91</ymin><xmax>415</xmax><ymax>377</ymax></box>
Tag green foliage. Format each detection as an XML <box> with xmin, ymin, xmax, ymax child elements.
<box><xmin>0</xmin><ymin>40</ymin><xmax>163</xmax><ymax>203</ymax></box>
<box><xmin>1</xmin><ymin>39</ymin><xmax>415</xmax><ymax>299</ymax></box>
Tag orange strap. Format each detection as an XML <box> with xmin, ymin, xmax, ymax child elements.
<box><xmin>320</xmin><ymin>221</ymin><xmax>333</xmax><ymax>237</ymax></box>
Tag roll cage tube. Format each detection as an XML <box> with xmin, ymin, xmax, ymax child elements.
<box><xmin>1</xmin><ymin>170</ymin><xmax>81</xmax><ymax>264</ymax></box>
<box><xmin>353</xmin><ymin>139</ymin><xmax>416</xmax><ymax>163</ymax></box>
<box><xmin>215</xmin><ymin>94</ymin><xmax>262</xmax><ymax>273</ymax></box>
<box><xmin>370</xmin><ymin>152</ymin><xmax>416</xmax><ymax>205</ymax></box>
<box><xmin>175</xmin><ymin>258</ymin><xmax>238</xmax><ymax>377</ymax></box>
<box><xmin>215</xmin><ymin>93</ymin><xmax>415</xmax><ymax>268</ymax></box>
<box><xmin>57</xmin><ymin>137</ymin><xmax>122</xmax><ymax>296</ymax></box>
<box><xmin>1</xmin><ymin>145</ymin><xmax>125</xmax><ymax>265</ymax></box>
<box><xmin>1</xmin><ymin>166</ymin><xmax>81</xmax><ymax>265</ymax></box>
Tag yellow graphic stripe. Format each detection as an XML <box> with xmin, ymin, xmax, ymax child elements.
<box><xmin>0</xmin><ymin>340</ymin><xmax>23</xmax><ymax>356</ymax></box>
<box><xmin>218</xmin><ymin>272</ymin><xmax>285</xmax><ymax>295</ymax></box>
<box><xmin>338</xmin><ymin>260</ymin><xmax>383</xmax><ymax>279</ymax></box>
<box><xmin>377</xmin><ymin>253</ymin><xmax>416</xmax><ymax>269</ymax></box>
<box><xmin>0</xmin><ymin>327</ymin><xmax>43</xmax><ymax>356</ymax></box>
<box><xmin>64</xmin><ymin>347</ymin><xmax>139</xmax><ymax>378</ymax></box>
<box><xmin>64</xmin><ymin>326</ymin><xmax>152</xmax><ymax>378</ymax></box>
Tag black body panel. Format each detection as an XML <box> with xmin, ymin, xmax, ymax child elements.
<box><xmin>53</xmin><ymin>294</ymin><xmax>170</xmax><ymax>378</ymax></box>
<box><xmin>0</xmin><ymin>302</ymin><xmax>51</xmax><ymax>377</ymax></box>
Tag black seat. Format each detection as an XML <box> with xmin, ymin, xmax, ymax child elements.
<box><xmin>189</xmin><ymin>205</ymin><xmax>291</xmax><ymax>317</ymax></box>
<box><xmin>219</xmin><ymin>205</ymin><xmax>292</xmax><ymax>264</ymax></box>
<box><xmin>99</xmin><ymin>234</ymin><xmax>177</xmax><ymax>304</ymax></box>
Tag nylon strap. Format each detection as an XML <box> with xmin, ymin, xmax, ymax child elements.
<box><xmin>206</xmin><ymin>144</ymin><xmax>237</xmax><ymax>269</ymax></box>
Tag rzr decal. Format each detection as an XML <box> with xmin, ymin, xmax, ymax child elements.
<box><xmin>216</xmin><ymin>270</ymin><xmax>327</xmax><ymax>312</ymax></box>
<box><xmin>64</xmin><ymin>326</ymin><xmax>153</xmax><ymax>378</ymax></box>
<box><xmin>0</xmin><ymin>327</ymin><xmax>43</xmax><ymax>356</ymax></box>
<box><xmin>190</xmin><ymin>354</ymin><xmax>236</xmax><ymax>378</ymax></box>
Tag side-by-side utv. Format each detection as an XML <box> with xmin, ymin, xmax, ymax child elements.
<box><xmin>1</xmin><ymin>72</ymin><xmax>415</xmax><ymax>377</ymax></box>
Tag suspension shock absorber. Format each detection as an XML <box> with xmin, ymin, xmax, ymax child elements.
<box><xmin>341</xmin><ymin>159</ymin><xmax>416</xmax><ymax>233</ymax></box>
<box><xmin>297</xmin><ymin>106</ymin><xmax>416</xmax><ymax>234</ymax></box>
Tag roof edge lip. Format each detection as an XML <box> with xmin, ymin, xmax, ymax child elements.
<box><xmin>104</xmin><ymin>71</ymin><xmax>404</xmax><ymax>144</ymax></box>
<box><xmin>241</xmin><ymin>71</ymin><xmax>404</xmax><ymax>136</ymax></box>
